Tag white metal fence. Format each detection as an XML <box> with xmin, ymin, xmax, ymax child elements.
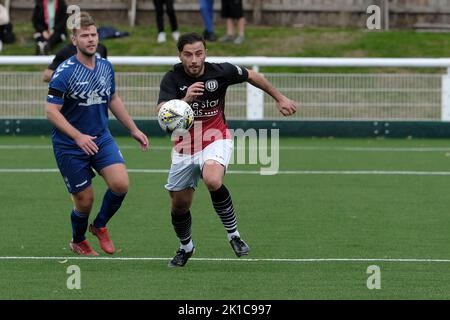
<box><xmin>0</xmin><ymin>56</ymin><xmax>449</xmax><ymax>121</ymax></box>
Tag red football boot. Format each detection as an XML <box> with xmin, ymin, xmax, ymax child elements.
<box><xmin>89</xmin><ymin>224</ymin><xmax>115</xmax><ymax>254</ymax></box>
<box><xmin>69</xmin><ymin>239</ymin><xmax>99</xmax><ymax>256</ymax></box>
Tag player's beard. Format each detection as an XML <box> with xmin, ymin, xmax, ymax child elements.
<box><xmin>185</xmin><ymin>64</ymin><xmax>204</xmax><ymax>77</ymax></box>
<box><xmin>79</xmin><ymin>46</ymin><xmax>97</xmax><ymax>57</ymax></box>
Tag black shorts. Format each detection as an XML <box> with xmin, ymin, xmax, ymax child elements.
<box><xmin>221</xmin><ymin>0</ymin><xmax>243</xmax><ymax>19</ymax></box>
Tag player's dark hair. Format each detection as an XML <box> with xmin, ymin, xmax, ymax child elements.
<box><xmin>72</xmin><ymin>12</ymin><xmax>96</xmax><ymax>35</ymax></box>
<box><xmin>177</xmin><ymin>32</ymin><xmax>206</xmax><ymax>52</ymax></box>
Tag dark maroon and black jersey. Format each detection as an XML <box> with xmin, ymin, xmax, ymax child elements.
<box><xmin>158</xmin><ymin>62</ymin><xmax>248</xmax><ymax>153</ymax></box>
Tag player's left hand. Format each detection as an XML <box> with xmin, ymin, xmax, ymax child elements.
<box><xmin>277</xmin><ymin>96</ymin><xmax>297</xmax><ymax>116</ymax></box>
<box><xmin>131</xmin><ymin>129</ymin><xmax>149</xmax><ymax>151</ymax></box>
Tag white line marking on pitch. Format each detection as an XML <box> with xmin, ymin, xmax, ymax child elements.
<box><xmin>0</xmin><ymin>145</ymin><xmax>171</xmax><ymax>150</ymax></box>
<box><xmin>3</xmin><ymin>168</ymin><xmax>450</xmax><ymax>176</ymax></box>
<box><xmin>2</xmin><ymin>144</ymin><xmax>450</xmax><ymax>152</ymax></box>
<box><xmin>1</xmin><ymin>256</ymin><xmax>450</xmax><ymax>263</ymax></box>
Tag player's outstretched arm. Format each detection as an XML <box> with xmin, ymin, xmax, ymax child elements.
<box><xmin>246</xmin><ymin>69</ymin><xmax>297</xmax><ymax>116</ymax></box>
<box><xmin>45</xmin><ymin>102</ymin><xmax>99</xmax><ymax>155</ymax></box>
<box><xmin>109</xmin><ymin>93</ymin><xmax>149</xmax><ymax>151</ymax></box>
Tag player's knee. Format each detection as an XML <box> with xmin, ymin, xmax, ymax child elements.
<box><xmin>171</xmin><ymin>199</ymin><xmax>191</xmax><ymax>215</ymax></box>
<box><xmin>73</xmin><ymin>193</ymin><xmax>94</xmax><ymax>213</ymax></box>
<box><xmin>203</xmin><ymin>176</ymin><xmax>222</xmax><ymax>191</ymax></box>
<box><xmin>110</xmin><ymin>181</ymin><xmax>129</xmax><ymax>194</ymax></box>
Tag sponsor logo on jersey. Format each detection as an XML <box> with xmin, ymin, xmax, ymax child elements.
<box><xmin>179</xmin><ymin>86</ymin><xmax>188</xmax><ymax>91</ymax></box>
<box><xmin>191</xmin><ymin>99</ymin><xmax>220</xmax><ymax>117</ymax></box>
<box><xmin>79</xmin><ymin>90</ymin><xmax>107</xmax><ymax>106</ymax></box>
<box><xmin>205</xmin><ymin>80</ymin><xmax>218</xmax><ymax>92</ymax></box>
<box><xmin>191</xmin><ymin>99</ymin><xmax>219</xmax><ymax>109</ymax></box>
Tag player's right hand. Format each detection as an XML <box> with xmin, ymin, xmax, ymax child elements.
<box><xmin>131</xmin><ymin>129</ymin><xmax>149</xmax><ymax>152</ymax></box>
<box><xmin>184</xmin><ymin>82</ymin><xmax>204</xmax><ymax>102</ymax></box>
<box><xmin>74</xmin><ymin>134</ymin><xmax>99</xmax><ymax>155</ymax></box>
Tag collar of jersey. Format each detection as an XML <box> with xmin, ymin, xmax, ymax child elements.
<box><xmin>73</xmin><ymin>55</ymin><xmax>98</xmax><ymax>72</ymax></box>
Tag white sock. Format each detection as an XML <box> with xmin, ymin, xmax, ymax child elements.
<box><xmin>180</xmin><ymin>240</ymin><xmax>194</xmax><ymax>252</ymax></box>
<box><xmin>227</xmin><ymin>230</ymin><xmax>240</xmax><ymax>242</ymax></box>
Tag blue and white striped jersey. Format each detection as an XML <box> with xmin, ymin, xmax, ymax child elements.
<box><xmin>47</xmin><ymin>55</ymin><xmax>116</xmax><ymax>147</ymax></box>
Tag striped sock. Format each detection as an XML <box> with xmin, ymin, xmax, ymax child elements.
<box><xmin>171</xmin><ymin>210</ymin><xmax>193</xmax><ymax>249</ymax></box>
<box><xmin>210</xmin><ymin>184</ymin><xmax>238</xmax><ymax>235</ymax></box>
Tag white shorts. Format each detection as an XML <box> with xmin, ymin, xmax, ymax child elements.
<box><xmin>165</xmin><ymin>139</ymin><xmax>233</xmax><ymax>192</ymax></box>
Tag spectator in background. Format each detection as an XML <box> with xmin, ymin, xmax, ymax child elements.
<box><xmin>0</xmin><ymin>3</ymin><xmax>15</xmax><ymax>52</ymax></box>
<box><xmin>32</xmin><ymin>0</ymin><xmax>68</xmax><ymax>55</ymax></box>
<box><xmin>153</xmin><ymin>0</ymin><xmax>180</xmax><ymax>43</ymax></box>
<box><xmin>199</xmin><ymin>0</ymin><xmax>216</xmax><ymax>41</ymax></box>
<box><xmin>42</xmin><ymin>42</ymin><xmax>108</xmax><ymax>82</ymax></box>
<box><xmin>219</xmin><ymin>0</ymin><xmax>245</xmax><ymax>45</ymax></box>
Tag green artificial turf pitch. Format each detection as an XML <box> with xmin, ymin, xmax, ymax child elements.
<box><xmin>1</xmin><ymin>136</ymin><xmax>450</xmax><ymax>299</ymax></box>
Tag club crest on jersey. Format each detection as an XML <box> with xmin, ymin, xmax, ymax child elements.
<box><xmin>205</xmin><ymin>80</ymin><xmax>218</xmax><ymax>92</ymax></box>
<box><xmin>99</xmin><ymin>76</ymin><xmax>106</xmax><ymax>86</ymax></box>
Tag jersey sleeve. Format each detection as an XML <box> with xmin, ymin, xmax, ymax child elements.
<box><xmin>222</xmin><ymin>62</ymin><xmax>249</xmax><ymax>85</ymax></box>
<box><xmin>157</xmin><ymin>72</ymin><xmax>178</xmax><ymax>104</ymax></box>
<box><xmin>109</xmin><ymin>62</ymin><xmax>116</xmax><ymax>96</ymax></box>
<box><xmin>47</xmin><ymin>68</ymin><xmax>68</xmax><ymax>105</ymax></box>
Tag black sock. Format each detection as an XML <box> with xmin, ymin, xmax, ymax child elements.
<box><xmin>171</xmin><ymin>210</ymin><xmax>192</xmax><ymax>245</ymax></box>
<box><xmin>210</xmin><ymin>184</ymin><xmax>237</xmax><ymax>233</ymax></box>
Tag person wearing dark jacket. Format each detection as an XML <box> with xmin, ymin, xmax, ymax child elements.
<box><xmin>32</xmin><ymin>0</ymin><xmax>68</xmax><ymax>55</ymax></box>
<box><xmin>1</xmin><ymin>3</ymin><xmax>16</xmax><ymax>52</ymax></box>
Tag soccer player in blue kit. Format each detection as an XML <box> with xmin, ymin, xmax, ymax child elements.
<box><xmin>46</xmin><ymin>12</ymin><xmax>149</xmax><ymax>256</ymax></box>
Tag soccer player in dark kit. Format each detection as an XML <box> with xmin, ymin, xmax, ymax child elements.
<box><xmin>157</xmin><ymin>32</ymin><xmax>297</xmax><ymax>267</ymax></box>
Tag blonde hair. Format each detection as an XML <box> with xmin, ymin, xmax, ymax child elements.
<box><xmin>72</xmin><ymin>12</ymin><xmax>96</xmax><ymax>35</ymax></box>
